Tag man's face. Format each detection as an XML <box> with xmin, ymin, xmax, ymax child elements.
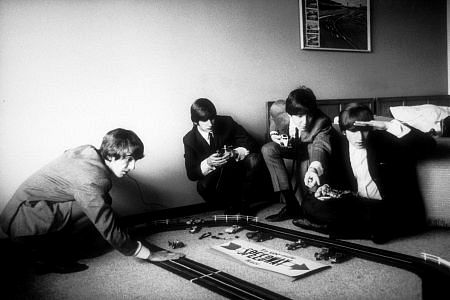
<box><xmin>345</xmin><ymin>130</ymin><xmax>369</xmax><ymax>149</ymax></box>
<box><xmin>107</xmin><ymin>155</ymin><xmax>136</xmax><ymax>178</ymax></box>
<box><xmin>290</xmin><ymin>115</ymin><xmax>306</xmax><ymax>127</ymax></box>
<box><xmin>197</xmin><ymin>119</ymin><xmax>215</xmax><ymax>132</ymax></box>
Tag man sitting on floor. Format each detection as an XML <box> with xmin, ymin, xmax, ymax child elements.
<box><xmin>294</xmin><ymin>103</ymin><xmax>436</xmax><ymax>243</ymax></box>
<box><xmin>0</xmin><ymin>128</ymin><xmax>184</xmax><ymax>274</ymax></box>
<box><xmin>183</xmin><ymin>98</ymin><xmax>265</xmax><ymax>215</ymax></box>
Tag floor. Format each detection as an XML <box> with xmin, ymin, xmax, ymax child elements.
<box><xmin>2</xmin><ymin>202</ymin><xmax>450</xmax><ymax>300</ymax></box>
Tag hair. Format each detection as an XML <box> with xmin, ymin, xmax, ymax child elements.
<box><xmin>285</xmin><ymin>86</ymin><xmax>318</xmax><ymax>116</ymax></box>
<box><xmin>339</xmin><ymin>103</ymin><xmax>374</xmax><ymax>132</ymax></box>
<box><xmin>99</xmin><ymin>128</ymin><xmax>144</xmax><ymax>161</ymax></box>
<box><xmin>190</xmin><ymin>98</ymin><xmax>217</xmax><ymax>123</ymax></box>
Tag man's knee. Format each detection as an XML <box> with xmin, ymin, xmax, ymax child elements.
<box><xmin>261</xmin><ymin>142</ymin><xmax>280</xmax><ymax>159</ymax></box>
<box><xmin>196</xmin><ymin>179</ymin><xmax>216</xmax><ymax>202</ymax></box>
<box><xmin>244</xmin><ymin>153</ymin><xmax>262</xmax><ymax>170</ymax></box>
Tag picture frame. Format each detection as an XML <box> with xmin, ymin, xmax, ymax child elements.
<box><xmin>299</xmin><ymin>0</ymin><xmax>371</xmax><ymax>52</ymax></box>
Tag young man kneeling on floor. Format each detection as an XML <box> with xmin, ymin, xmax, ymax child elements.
<box><xmin>0</xmin><ymin>128</ymin><xmax>184</xmax><ymax>274</ymax></box>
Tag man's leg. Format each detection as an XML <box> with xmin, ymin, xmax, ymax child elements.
<box><xmin>261</xmin><ymin>142</ymin><xmax>291</xmax><ymax>192</ymax></box>
<box><xmin>235</xmin><ymin>152</ymin><xmax>266</xmax><ymax>215</ymax></box>
<box><xmin>197</xmin><ymin>170</ymin><xmax>231</xmax><ymax>210</ymax></box>
<box><xmin>261</xmin><ymin>142</ymin><xmax>301</xmax><ymax>221</ymax></box>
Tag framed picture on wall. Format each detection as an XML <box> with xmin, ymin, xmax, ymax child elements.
<box><xmin>299</xmin><ymin>0</ymin><xmax>371</xmax><ymax>52</ymax></box>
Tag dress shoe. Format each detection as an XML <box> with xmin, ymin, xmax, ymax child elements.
<box><xmin>236</xmin><ymin>207</ymin><xmax>255</xmax><ymax>216</ymax></box>
<box><xmin>265</xmin><ymin>206</ymin><xmax>300</xmax><ymax>222</ymax></box>
<box><xmin>370</xmin><ymin>233</ymin><xmax>391</xmax><ymax>244</ymax></box>
<box><xmin>224</xmin><ymin>206</ymin><xmax>239</xmax><ymax>215</ymax></box>
<box><xmin>292</xmin><ymin>218</ymin><xmax>329</xmax><ymax>234</ymax></box>
<box><xmin>33</xmin><ymin>260</ymin><xmax>89</xmax><ymax>275</ymax></box>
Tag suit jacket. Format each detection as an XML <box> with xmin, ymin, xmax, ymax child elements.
<box><xmin>183</xmin><ymin>115</ymin><xmax>258</xmax><ymax>181</ymax></box>
<box><xmin>269</xmin><ymin>100</ymin><xmax>333</xmax><ymax>167</ymax></box>
<box><xmin>330</xmin><ymin>125</ymin><xmax>436</xmax><ymax>225</ymax></box>
<box><xmin>0</xmin><ymin>145</ymin><xmax>139</xmax><ymax>256</ymax></box>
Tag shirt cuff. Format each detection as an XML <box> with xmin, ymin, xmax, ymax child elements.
<box><xmin>134</xmin><ymin>241</ymin><xmax>151</xmax><ymax>259</ymax></box>
<box><xmin>386</xmin><ymin>119</ymin><xmax>411</xmax><ymax>138</ymax></box>
<box><xmin>201</xmin><ymin>158</ymin><xmax>215</xmax><ymax>176</ymax></box>
<box><xmin>308</xmin><ymin>161</ymin><xmax>324</xmax><ymax>176</ymax></box>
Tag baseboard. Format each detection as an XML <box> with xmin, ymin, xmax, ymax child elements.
<box><xmin>120</xmin><ymin>203</ymin><xmax>214</xmax><ymax>226</ymax></box>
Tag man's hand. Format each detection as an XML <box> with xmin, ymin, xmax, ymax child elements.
<box><xmin>233</xmin><ymin>147</ymin><xmax>249</xmax><ymax>161</ymax></box>
<box><xmin>353</xmin><ymin>120</ymin><xmax>388</xmax><ymax>131</ymax></box>
<box><xmin>304</xmin><ymin>168</ymin><xmax>320</xmax><ymax>188</ymax></box>
<box><xmin>270</xmin><ymin>133</ymin><xmax>282</xmax><ymax>144</ymax></box>
<box><xmin>148</xmin><ymin>250</ymin><xmax>185</xmax><ymax>262</ymax></box>
<box><xmin>207</xmin><ymin>153</ymin><xmax>229</xmax><ymax>168</ymax></box>
<box><xmin>314</xmin><ymin>184</ymin><xmax>331</xmax><ymax>201</ymax></box>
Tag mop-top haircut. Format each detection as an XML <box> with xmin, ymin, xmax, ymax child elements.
<box><xmin>190</xmin><ymin>98</ymin><xmax>217</xmax><ymax>123</ymax></box>
<box><xmin>339</xmin><ymin>103</ymin><xmax>374</xmax><ymax>132</ymax></box>
<box><xmin>100</xmin><ymin>128</ymin><xmax>144</xmax><ymax>161</ymax></box>
<box><xmin>285</xmin><ymin>86</ymin><xmax>318</xmax><ymax>117</ymax></box>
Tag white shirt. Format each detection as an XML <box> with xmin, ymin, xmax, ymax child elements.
<box><xmin>288</xmin><ymin>115</ymin><xmax>307</xmax><ymax>139</ymax></box>
<box><xmin>349</xmin><ymin>120</ymin><xmax>410</xmax><ymax>199</ymax></box>
<box><xmin>197</xmin><ymin>127</ymin><xmax>216</xmax><ymax>175</ymax></box>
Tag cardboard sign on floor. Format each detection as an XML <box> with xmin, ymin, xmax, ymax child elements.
<box><xmin>212</xmin><ymin>240</ymin><xmax>329</xmax><ymax>278</ymax></box>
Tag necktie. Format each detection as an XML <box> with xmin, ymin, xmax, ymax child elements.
<box><xmin>209</xmin><ymin>132</ymin><xmax>215</xmax><ymax>151</ymax></box>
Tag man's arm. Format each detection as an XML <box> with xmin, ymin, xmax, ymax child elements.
<box><xmin>75</xmin><ymin>191</ymin><xmax>140</xmax><ymax>256</ymax></box>
<box><xmin>75</xmin><ymin>191</ymin><xmax>184</xmax><ymax>261</ymax></box>
<box><xmin>305</xmin><ymin>126</ymin><xmax>333</xmax><ymax>188</ymax></box>
<box><xmin>228</xmin><ymin>118</ymin><xmax>258</xmax><ymax>153</ymax></box>
<box><xmin>183</xmin><ymin>142</ymin><xmax>205</xmax><ymax>181</ymax></box>
<box><xmin>357</xmin><ymin>119</ymin><xmax>437</xmax><ymax>159</ymax></box>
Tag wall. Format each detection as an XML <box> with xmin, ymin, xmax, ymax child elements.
<box><xmin>0</xmin><ymin>0</ymin><xmax>447</xmax><ymax>217</ymax></box>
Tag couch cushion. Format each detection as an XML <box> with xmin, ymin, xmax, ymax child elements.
<box><xmin>417</xmin><ymin>137</ymin><xmax>450</xmax><ymax>227</ymax></box>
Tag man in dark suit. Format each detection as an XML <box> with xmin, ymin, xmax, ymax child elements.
<box><xmin>295</xmin><ymin>103</ymin><xmax>436</xmax><ymax>243</ymax></box>
<box><xmin>183</xmin><ymin>98</ymin><xmax>264</xmax><ymax>215</ymax></box>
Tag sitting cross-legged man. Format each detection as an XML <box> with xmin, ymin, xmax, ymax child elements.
<box><xmin>293</xmin><ymin>103</ymin><xmax>436</xmax><ymax>243</ymax></box>
<box><xmin>183</xmin><ymin>98</ymin><xmax>266</xmax><ymax>215</ymax></box>
<box><xmin>261</xmin><ymin>86</ymin><xmax>333</xmax><ymax>222</ymax></box>
<box><xmin>0</xmin><ymin>128</ymin><xmax>184</xmax><ymax>274</ymax></box>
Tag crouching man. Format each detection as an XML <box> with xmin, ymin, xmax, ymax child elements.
<box><xmin>183</xmin><ymin>98</ymin><xmax>266</xmax><ymax>215</ymax></box>
<box><xmin>0</xmin><ymin>128</ymin><xmax>184</xmax><ymax>274</ymax></box>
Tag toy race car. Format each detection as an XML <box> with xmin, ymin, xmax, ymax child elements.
<box><xmin>314</xmin><ymin>247</ymin><xmax>351</xmax><ymax>263</ymax></box>
<box><xmin>168</xmin><ymin>240</ymin><xmax>185</xmax><ymax>249</ymax></box>
<box><xmin>246</xmin><ymin>231</ymin><xmax>273</xmax><ymax>242</ymax></box>
<box><xmin>285</xmin><ymin>239</ymin><xmax>308</xmax><ymax>250</ymax></box>
<box><xmin>224</xmin><ymin>225</ymin><xmax>243</xmax><ymax>234</ymax></box>
<box><xmin>316</xmin><ymin>184</ymin><xmax>352</xmax><ymax>201</ymax></box>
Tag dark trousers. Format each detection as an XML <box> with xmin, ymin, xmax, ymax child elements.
<box><xmin>196</xmin><ymin>153</ymin><xmax>265</xmax><ymax>210</ymax></box>
<box><xmin>302</xmin><ymin>192</ymin><xmax>425</xmax><ymax>239</ymax></box>
<box><xmin>301</xmin><ymin>193</ymin><xmax>385</xmax><ymax>237</ymax></box>
<box><xmin>10</xmin><ymin>202</ymin><xmax>106</xmax><ymax>263</ymax></box>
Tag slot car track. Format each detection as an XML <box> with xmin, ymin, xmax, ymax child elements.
<box><xmin>143</xmin><ymin>242</ymin><xmax>291</xmax><ymax>300</ymax></box>
<box><xmin>139</xmin><ymin>215</ymin><xmax>450</xmax><ymax>300</ymax></box>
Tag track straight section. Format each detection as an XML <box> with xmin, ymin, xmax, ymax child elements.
<box><xmin>144</xmin><ymin>243</ymin><xmax>291</xmax><ymax>300</ymax></box>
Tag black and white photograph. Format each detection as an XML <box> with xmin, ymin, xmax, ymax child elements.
<box><xmin>0</xmin><ymin>0</ymin><xmax>449</xmax><ymax>299</ymax></box>
<box><xmin>300</xmin><ymin>0</ymin><xmax>371</xmax><ymax>51</ymax></box>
